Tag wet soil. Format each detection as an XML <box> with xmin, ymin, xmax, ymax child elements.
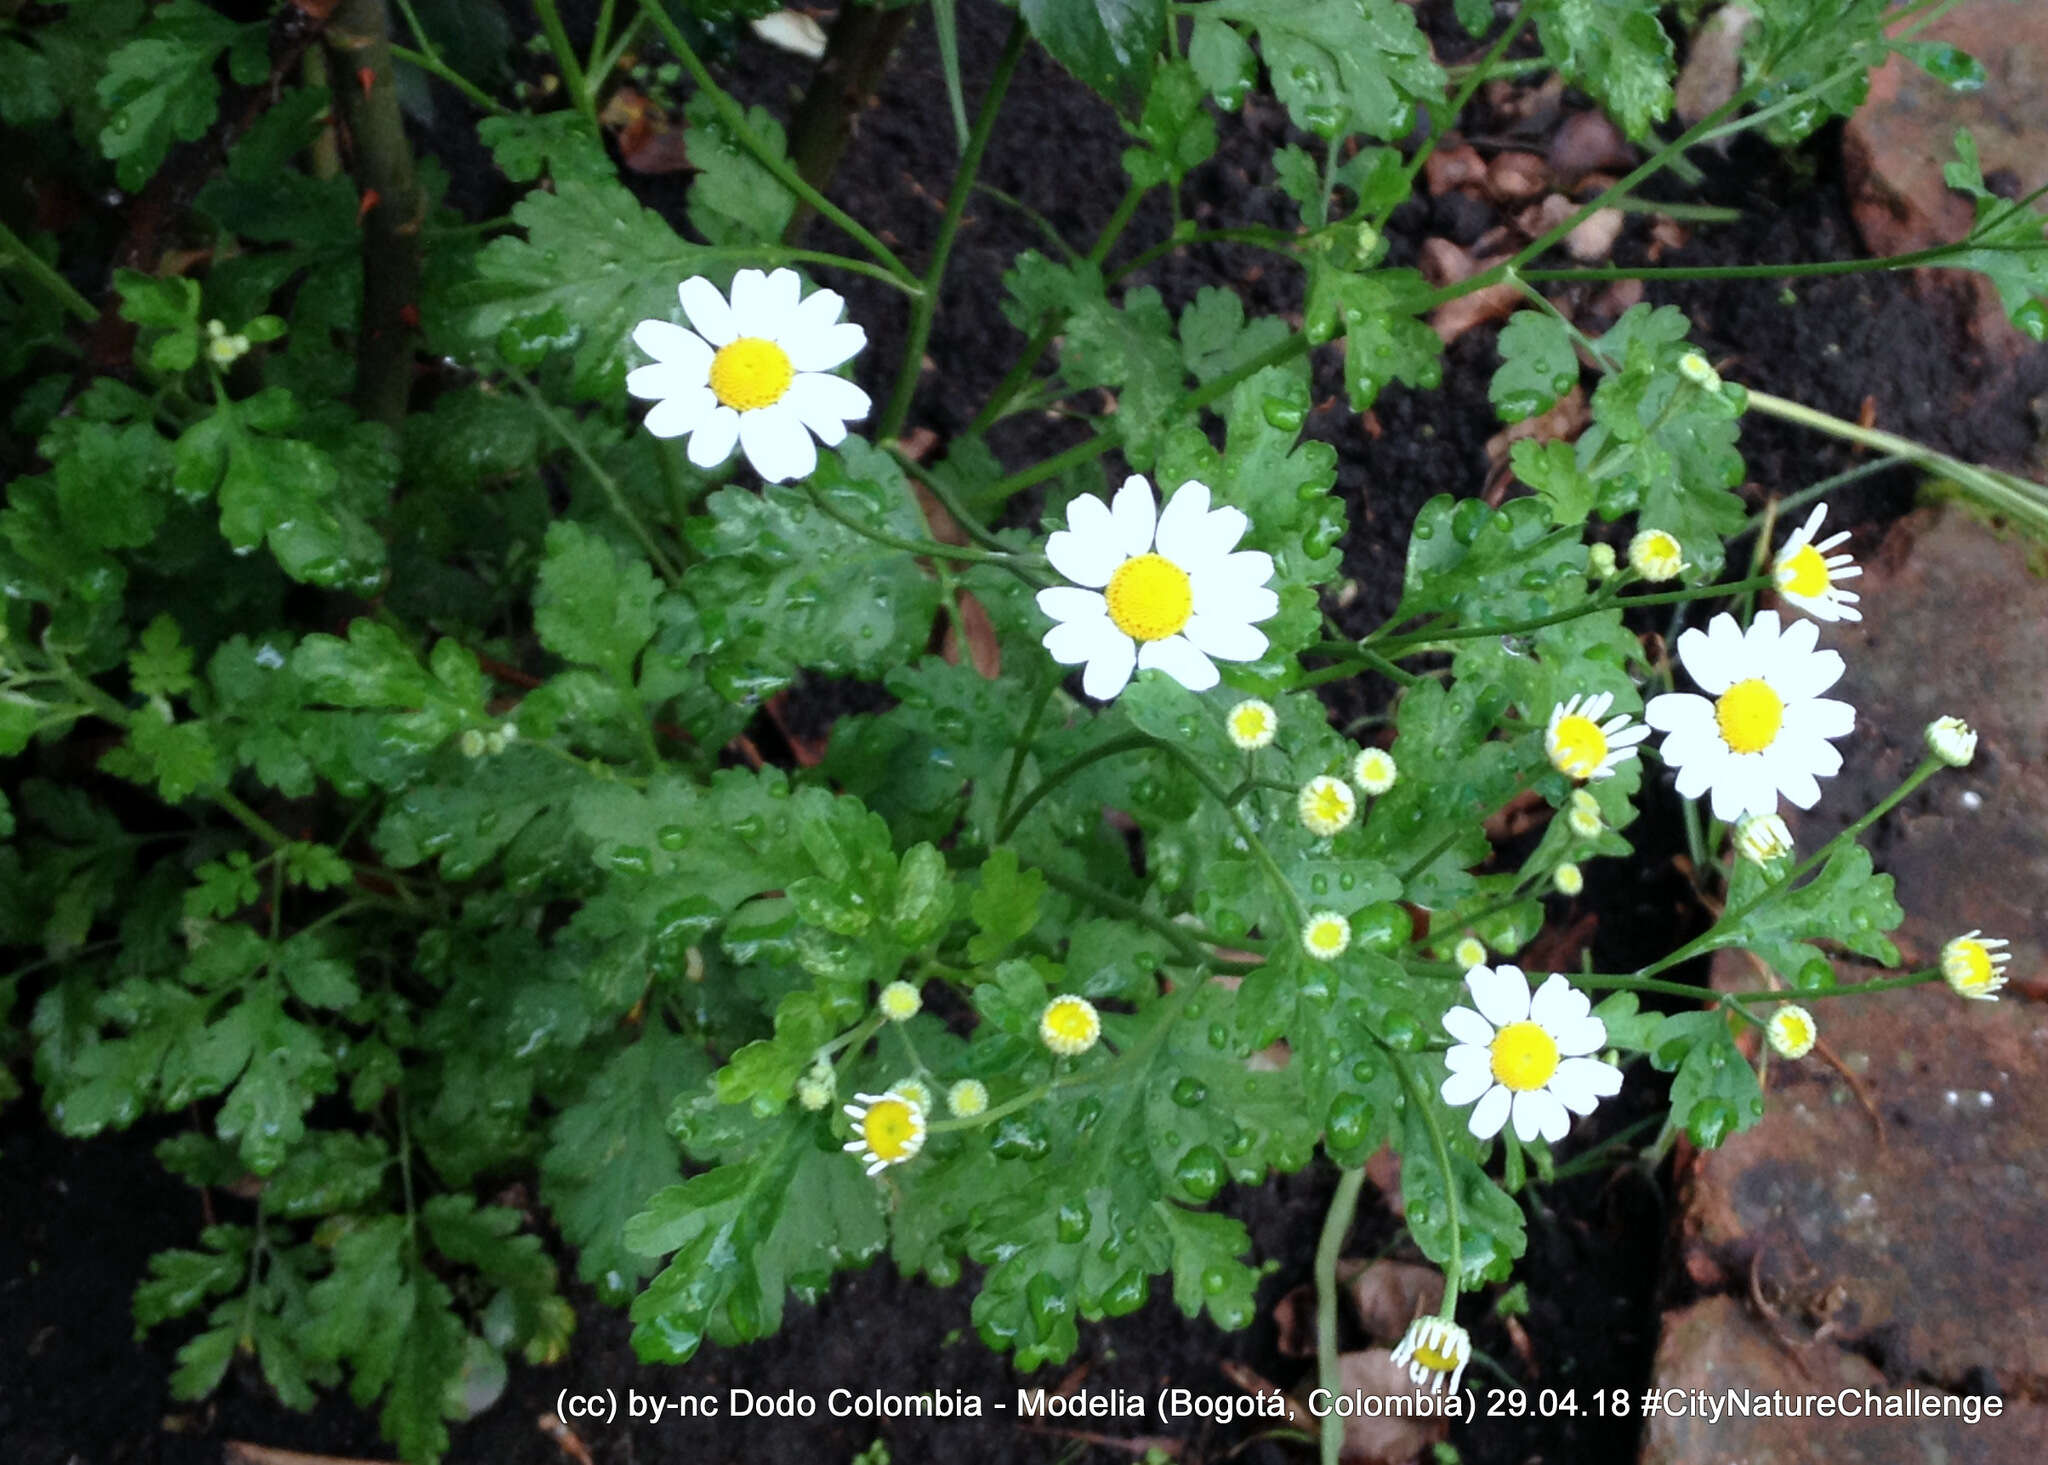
<box><xmin>6</xmin><ymin>3</ymin><xmax>2044</xmax><ymax>1465</ymax></box>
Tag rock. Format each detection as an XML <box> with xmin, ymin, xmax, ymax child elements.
<box><xmin>1674</xmin><ymin>6</ymin><xmax>1754</xmax><ymax>129</ymax></box>
<box><xmin>1424</xmin><ymin>141</ymin><xmax>1487</xmax><ymax>196</ymax></box>
<box><xmin>1486</xmin><ymin>150</ymin><xmax>1551</xmax><ymax>204</ymax></box>
<box><xmin>1840</xmin><ymin>0</ymin><xmax>2048</xmax><ymax>353</ymax></box>
<box><xmin>1641</xmin><ymin>1296</ymin><xmax>2048</xmax><ymax>1465</ymax></box>
<box><xmin>1564</xmin><ymin>207</ymin><xmax>1625</xmax><ymax>262</ymax></box>
<box><xmin>1344</xmin><ymin>1260</ymin><xmax>1444</xmax><ymax>1344</ymax></box>
<box><xmin>1548</xmin><ymin>111</ymin><xmax>1635</xmax><ymax>182</ymax></box>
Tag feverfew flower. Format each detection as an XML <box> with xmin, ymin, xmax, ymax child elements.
<box><xmin>1566</xmin><ymin>789</ymin><xmax>1603</xmax><ymax>839</ymax></box>
<box><xmin>1678</xmin><ymin>351</ymin><xmax>1722</xmax><ymax>391</ymax></box>
<box><xmin>1925</xmin><ymin>716</ymin><xmax>1977</xmax><ymax>768</ymax></box>
<box><xmin>1544</xmin><ymin>692</ymin><xmax>1649</xmax><ymax>782</ymax></box>
<box><xmin>1586</xmin><ymin>542</ymin><xmax>1618</xmax><ymax>581</ymax></box>
<box><xmin>1226</xmin><ymin>699</ymin><xmax>1277</xmax><ymax>750</ymax></box>
<box><xmin>1644</xmin><ymin>611</ymin><xmax>1855</xmax><ymax>821</ymax></box>
<box><xmin>1735</xmin><ymin>812</ymin><xmax>1793</xmax><ymax>865</ymax></box>
<box><xmin>1040</xmin><ymin>995</ymin><xmax>1102</xmax><ymax>1055</ymax></box>
<box><xmin>1552</xmin><ymin>862</ymin><xmax>1584</xmax><ymax>897</ymax></box>
<box><xmin>1942</xmin><ymin>931</ymin><xmax>2011</xmax><ymax>1001</ymax></box>
<box><xmin>1628</xmin><ymin>529</ymin><xmax>1686</xmax><ymax>582</ymax></box>
<box><xmin>1771</xmin><ymin>504</ymin><xmax>1862</xmax><ymax>623</ymax></box>
<box><xmin>796</xmin><ymin>1074</ymin><xmax>834</xmax><ymax>1111</ymax></box>
<box><xmin>888</xmin><ymin>1078</ymin><xmax>932</xmax><ymax>1114</ymax></box>
<box><xmin>205</xmin><ymin>318</ymin><xmax>250</xmax><ymax>367</ymax></box>
<box><xmin>1391</xmin><ymin>1316</ymin><xmax>1471</xmax><ymax>1395</ymax></box>
<box><xmin>1452</xmin><ymin>936</ymin><xmax>1487</xmax><ymax>971</ymax></box>
<box><xmin>842</xmin><ymin>1091</ymin><xmax>926</xmax><ymax>1176</ymax></box>
<box><xmin>1297</xmin><ymin>775</ymin><xmax>1357</xmax><ymax>836</ymax></box>
<box><xmin>627</xmin><ymin>268</ymin><xmax>870</xmax><ymax>482</ymax></box>
<box><xmin>946</xmin><ymin>1079</ymin><xmax>988</xmax><ymax>1118</ymax></box>
<box><xmin>877</xmin><ymin>979</ymin><xmax>922</xmax><ymax>1022</ymax></box>
<box><xmin>1037</xmin><ymin>476</ymin><xmax>1277</xmax><ymax>701</ymax></box>
<box><xmin>1766</xmin><ymin>1005</ymin><xmax>1817</xmax><ymax>1060</ymax></box>
<box><xmin>1301</xmin><ymin>911</ymin><xmax>1352</xmax><ymax>961</ymax></box>
<box><xmin>1353</xmin><ymin>748</ymin><xmax>1398</xmax><ymax>794</ymax></box>
<box><xmin>1439</xmin><ymin>965</ymin><xmax>1620</xmax><ymax>1142</ymax></box>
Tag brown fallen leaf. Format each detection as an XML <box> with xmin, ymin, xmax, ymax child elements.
<box><xmin>1430</xmin><ymin>281</ymin><xmax>1521</xmax><ymax>346</ymax></box>
<box><xmin>1274</xmin><ymin>1281</ymin><xmax>1322</xmax><ymax>1358</ymax></box>
<box><xmin>1344</xmin><ymin>1260</ymin><xmax>1445</xmax><ymax>1345</ymax></box>
<box><xmin>225</xmin><ymin>1446</ymin><xmax>391</xmax><ymax>1465</ymax></box>
<box><xmin>1365</xmin><ymin>1142</ymin><xmax>1405</xmax><ymax>1218</ymax></box>
<box><xmin>1218</xmin><ymin>1360</ymin><xmax>1315</xmax><ymax>1435</ymax></box>
<box><xmin>539</xmin><ymin>1413</ymin><xmax>596</xmax><ymax>1465</ymax></box>
<box><xmin>1336</xmin><ymin>1349</ymin><xmax>1451</xmax><ymax>1463</ymax></box>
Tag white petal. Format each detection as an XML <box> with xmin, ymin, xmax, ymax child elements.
<box><xmin>1081</xmin><ymin>635</ymin><xmax>1138</xmax><ymax>700</ymax></box>
<box><xmin>787</xmin><ymin>322</ymin><xmax>866</xmax><ymax>373</ymax></box>
<box><xmin>678</xmin><ymin>277</ymin><xmax>738</xmax><ymax>346</ymax></box>
<box><xmin>1214</xmin><ymin>548</ymin><xmax>1276</xmax><ymax>589</ymax></box>
<box><xmin>1046</xmin><ymin>531</ymin><xmax>1121</xmax><ymax>589</ymax></box>
<box><xmin>1775</xmin><ymin>763</ymin><xmax>1823</xmax><ymax>811</ymax></box>
<box><xmin>1552</xmin><ymin>1057</ymin><xmax>1622</xmax><ymax>1109</ymax></box>
<box><xmin>790</xmin><ymin>286</ymin><xmax>848</xmax><ymax>337</ymax></box>
<box><xmin>1553</xmin><ymin>1014</ymin><xmax>1607</xmax><ymax>1057</ymax></box>
<box><xmin>1768</xmin><ymin>647</ymin><xmax>1845</xmax><ymax>702</ymax></box>
<box><xmin>1036</xmin><ymin>586</ymin><xmax>1108</xmax><ymax>623</ymax></box>
<box><xmin>643</xmin><ymin>387</ymin><xmax>715</xmax><ymax>439</ymax></box>
<box><xmin>1110</xmin><ymin>477</ymin><xmax>1158</xmax><ymax>557</ymax></box>
<box><xmin>1155</xmin><ymin>481</ymin><xmax>1216</xmax><ymax>565</ymax></box>
<box><xmin>1180</xmin><ymin>613</ymin><xmax>1267</xmax><ymax>662</ymax></box>
<box><xmin>1193</xmin><ymin>572</ymin><xmax>1278</xmax><ymax>622</ymax></box>
<box><xmin>626</xmin><ymin>360</ymin><xmax>702</xmax><ymax>401</ymax></box>
<box><xmin>1677</xmin><ymin>620</ymin><xmax>1733</xmax><ymax>694</ymax></box>
<box><xmin>1673</xmin><ymin>747</ymin><xmax>1721</xmax><ymax>802</ymax></box>
<box><xmin>1044</xmin><ymin>617</ymin><xmax>1117</xmax><ymax>665</ymax></box>
<box><xmin>1512</xmin><ymin>1089</ymin><xmax>1570</xmax><ymax>1143</ymax></box>
<box><xmin>1529</xmin><ymin>974</ymin><xmax>1588</xmax><ymax>1031</ymax></box>
<box><xmin>1444</xmin><ymin>1039</ymin><xmax>1493</xmax><ymax>1072</ymax></box>
<box><xmin>738</xmin><ymin>400</ymin><xmax>814</xmax><ymax>483</ymax></box>
<box><xmin>1441</xmin><ymin>1066</ymin><xmax>1495</xmax><ymax>1107</ymax></box>
<box><xmin>1644</xmin><ymin>691</ymin><xmax>1712</xmax><ymax>733</ymax></box>
<box><xmin>1442</xmin><ymin>1007</ymin><xmax>1495</xmax><ymax>1049</ymax></box>
<box><xmin>1468</xmin><ymin>1085</ymin><xmax>1511</xmax><ymax>1139</ymax></box>
<box><xmin>728</xmin><ymin>268</ymin><xmax>780</xmax><ymax>336</ymax></box>
<box><xmin>1137</xmin><ymin>635</ymin><xmax>1219</xmax><ymax>691</ymax></box>
<box><xmin>784</xmin><ymin>372</ymin><xmax>871</xmax><ymax>441</ymax></box>
<box><xmin>1467</xmin><ymin>966</ymin><xmax>1530</xmax><ymax>1027</ymax></box>
<box><xmin>685</xmin><ymin>405</ymin><xmax>741</xmax><ymax>467</ymax></box>
<box><xmin>632</xmin><ymin>319</ymin><xmax>714</xmax><ymax>374</ymax></box>
<box><xmin>1773</xmin><ymin>613</ymin><xmax>1819</xmax><ymax>660</ymax></box>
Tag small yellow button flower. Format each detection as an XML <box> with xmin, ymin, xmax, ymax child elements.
<box><xmin>1452</xmin><ymin>936</ymin><xmax>1487</xmax><ymax>972</ymax></box>
<box><xmin>1677</xmin><ymin>351</ymin><xmax>1721</xmax><ymax>391</ymax></box>
<box><xmin>1297</xmin><ymin>775</ymin><xmax>1357</xmax><ymax>836</ymax></box>
<box><xmin>888</xmin><ymin>1078</ymin><xmax>932</xmax><ymax>1114</ymax></box>
<box><xmin>1941</xmin><ymin>931</ymin><xmax>2010</xmax><ymax>1001</ymax></box>
<box><xmin>1226</xmin><ymin>699</ymin><xmax>1277</xmax><ymax>750</ymax></box>
<box><xmin>1586</xmin><ymin>542</ymin><xmax>1617</xmax><ymax>581</ymax></box>
<box><xmin>842</xmin><ymin>1091</ymin><xmax>927</xmax><ymax>1176</ymax></box>
<box><xmin>877</xmin><ymin>979</ymin><xmax>922</xmax><ymax>1022</ymax></box>
<box><xmin>946</xmin><ymin>1079</ymin><xmax>988</xmax><ymax>1118</ymax></box>
<box><xmin>1765</xmin><ymin>1004</ymin><xmax>1816</xmax><ymax>1059</ymax></box>
<box><xmin>1040</xmin><ymin>995</ymin><xmax>1102</xmax><ymax>1055</ymax></box>
<box><xmin>1734</xmin><ymin>813</ymin><xmax>1793</xmax><ymax>865</ymax></box>
<box><xmin>1352</xmin><ymin>747</ymin><xmax>1398</xmax><ymax>795</ymax></box>
<box><xmin>1627</xmin><ymin>528</ymin><xmax>1686</xmax><ymax>582</ymax></box>
<box><xmin>1552</xmin><ymin>862</ymin><xmax>1584</xmax><ymax>897</ymax></box>
<box><xmin>1301</xmin><ymin>910</ymin><xmax>1352</xmax><ymax>962</ymax></box>
<box><xmin>1566</xmin><ymin>789</ymin><xmax>1603</xmax><ymax>839</ymax></box>
<box><xmin>1391</xmin><ymin>1316</ymin><xmax>1471</xmax><ymax>1394</ymax></box>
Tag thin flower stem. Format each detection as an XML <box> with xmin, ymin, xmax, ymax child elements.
<box><xmin>1520</xmin><ymin>238</ymin><xmax>2015</xmax><ymax>286</ymax></box>
<box><xmin>887</xmin><ymin>446</ymin><xmax>1011</xmax><ymax>550</ymax></box>
<box><xmin>1389</xmin><ymin>1054</ymin><xmax>1462</xmax><ymax>1316</ymax></box>
<box><xmin>687</xmin><ymin>244</ymin><xmax>923</xmax><ymax>296</ymax></box>
<box><xmin>996</xmin><ymin>673</ymin><xmax>1059</xmax><ymax>831</ymax></box>
<box><xmin>389</xmin><ymin>44</ymin><xmax>510</xmax><ymax>114</ymax></box>
<box><xmin>1341</xmin><ymin>575</ymin><xmax>1774</xmax><ymax>660</ymax></box>
<box><xmin>634</xmin><ymin>0</ymin><xmax>916</xmax><ymax>286</ymax></box>
<box><xmin>533</xmin><ymin>0</ymin><xmax>596</xmax><ymax>128</ymax></box>
<box><xmin>1108</xmin><ymin>226</ymin><xmax>1301</xmax><ymax>286</ymax></box>
<box><xmin>879</xmin><ymin>16</ymin><xmax>1029</xmax><ymax>439</ymax></box>
<box><xmin>803</xmin><ymin>479</ymin><xmax>1043</xmax><ymax>580</ymax></box>
<box><xmin>1</xmin><ymin>211</ymin><xmax>105</xmax><ymax>322</ymax></box>
<box><xmin>1372</xmin><ymin>6</ymin><xmax>1535</xmax><ymax>234</ymax></box>
<box><xmin>1732</xmin><ymin>457</ymin><xmax>1904</xmax><ymax>544</ymax></box>
<box><xmin>1037</xmin><ymin>868</ymin><xmax>1260</xmax><ymax>975</ymax></box>
<box><xmin>1315</xmin><ymin>1165</ymin><xmax>1368</xmax><ymax>1465</ymax></box>
<box><xmin>1783</xmin><ymin>756</ymin><xmax>1943</xmax><ymax>891</ymax></box>
<box><xmin>507</xmin><ymin>371</ymin><xmax>684</xmax><ymax>582</ymax></box>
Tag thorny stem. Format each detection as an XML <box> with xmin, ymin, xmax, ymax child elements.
<box><xmin>781</xmin><ymin>3</ymin><xmax>919</xmax><ymax>243</ymax></box>
<box><xmin>880</xmin><ymin>17</ymin><xmax>1031</xmax><ymax>439</ymax></box>
<box><xmin>1315</xmin><ymin>1166</ymin><xmax>1367</xmax><ymax>1465</ymax></box>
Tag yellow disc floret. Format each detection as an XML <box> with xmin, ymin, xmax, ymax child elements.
<box><xmin>1715</xmin><ymin>678</ymin><xmax>1785</xmax><ymax>755</ymax></box>
<box><xmin>1353</xmin><ymin>748</ymin><xmax>1398</xmax><ymax>794</ymax></box>
<box><xmin>1547</xmin><ymin>714</ymin><xmax>1609</xmax><ymax>780</ymax></box>
<box><xmin>1628</xmin><ymin>529</ymin><xmax>1685</xmax><ymax>582</ymax></box>
<box><xmin>1942</xmin><ymin>931</ymin><xmax>2010</xmax><ymax>1001</ymax></box>
<box><xmin>1297</xmin><ymin>775</ymin><xmax>1357</xmax><ymax>836</ymax></box>
<box><xmin>1489</xmin><ymin>1020</ymin><xmax>1562</xmax><ymax>1091</ymax></box>
<box><xmin>1301</xmin><ymin>911</ymin><xmax>1351</xmax><ymax>962</ymax></box>
<box><xmin>1040</xmin><ymin>995</ymin><xmax>1102</xmax><ymax>1055</ymax></box>
<box><xmin>708</xmin><ymin>336</ymin><xmax>795</xmax><ymax>410</ymax></box>
<box><xmin>1226</xmin><ymin>699</ymin><xmax>1277</xmax><ymax>750</ymax></box>
<box><xmin>1776</xmin><ymin>542</ymin><xmax>1831</xmax><ymax>598</ymax></box>
<box><xmin>1104</xmin><ymin>553</ymin><xmax>1194</xmax><ymax>641</ymax></box>
<box><xmin>861</xmin><ymin>1099</ymin><xmax>919</xmax><ymax>1160</ymax></box>
<box><xmin>946</xmin><ymin>1079</ymin><xmax>988</xmax><ymax>1117</ymax></box>
<box><xmin>1766</xmin><ymin>1005</ymin><xmax>1816</xmax><ymax>1059</ymax></box>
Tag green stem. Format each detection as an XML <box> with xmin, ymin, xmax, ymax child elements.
<box><xmin>1315</xmin><ymin>1166</ymin><xmax>1367</xmax><ymax>1465</ymax></box>
<box><xmin>1783</xmin><ymin>757</ymin><xmax>1942</xmax><ymax>891</ymax></box>
<box><xmin>0</xmin><ymin>219</ymin><xmax>94</xmax><ymax>324</ymax></box>
<box><xmin>389</xmin><ymin>42</ymin><xmax>510</xmax><ymax>114</ymax></box>
<box><xmin>1520</xmin><ymin>237</ymin><xmax>2011</xmax><ymax>286</ymax></box>
<box><xmin>879</xmin><ymin>16</ymin><xmax>1029</xmax><ymax>439</ymax></box>
<box><xmin>533</xmin><ymin>0</ymin><xmax>595</xmax><ymax>127</ymax></box>
<box><xmin>508</xmin><ymin>372</ymin><xmax>683</xmax><ymax>582</ymax></box>
<box><xmin>1349</xmin><ymin>575</ymin><xmax>1774</xmax><ymax>659</ymax></box>
<box><xmin>635</xmin><ymin>0</ymin><xmax>915</xmax><ymax>286</ymax></box>
<box><xmin>888</xmin><ymin>448</ymin><xmax>1010</xmax><ymax>550</ymax></box>
<box><xmin>1732</xmin><ymin>457</ymin><xmax>1903</xmax><ymax>544</ymax></box>
<box><xmin>1374</xmin><ymin>7</ymin><xmax>1534</xmax><ymax>232</ymax></box>
<box><xmin>687</xmin><ymin>243</ymin><xmax>923</xmax><ymax>296</ymax></box>
<box><xmin>804</xmin><ymin>479</ymin><xmax>1040</xmax><ymax>577</ymax></box>
<box><xmin>1108</xmin><ymin>226</ymin><xmax>1302</xmax><ymax>286</ymax></box>
<box><xmin>997</xmin><ymin>732</ymin><xmax>1156</xmax><ymax>843</ymax></box>
<box><xmin>996</xmin><ymin>674</ymin><xmax>1058</xmax><ymax>830</ymax></box>
<box><xmin>1038</xmin><ymin>867</ymin><xmax>1259</xmax><ymax>975</ymax></box>
<box><xmin>1389</xmin><ymin>1054</ymin><xmax>1462</xmax><ymax>1314</ymax></box>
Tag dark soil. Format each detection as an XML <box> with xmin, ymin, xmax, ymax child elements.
<box><xmin>7</xmin><ymin>3</ymin><xmax>2045</xmax><ymax>1465</ymax></box>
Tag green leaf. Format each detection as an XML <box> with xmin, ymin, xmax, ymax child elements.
<box><xmin>1019</xmin><ymin>0</ymin><xmax>1163</xmax><ymax>104</ymax></box>
<box><xmin>969</xmin><ymin>848</ymin><xmax>1046</xmax><ymax>963</ymax></box>
<box><xmin>1201</xmin><ymin>0</ymin><xmax>1443</xmax><ymax>140</ymax></box>
<box><xmin>626</xmin><ymin>1122</ymin><xmax>887</xmax><ymax>1362</ymax></box>
<box><xmin>1402</xmin><ymin>1095</ymin><xmax>1527</xmax><ymax>1287</ymax></box>
<box><xmin>1942</xmin><ymin>130</ymin><xmax>2048</xmax><ymax>339</ymax></box>
<box><xmin>115</xmin><ymin>269</ymin><xmax>202</xmax><ymax>372</ymax></box>
<box><xmin>1124</xmin><ymin>59</ymin><xmax>1217</xmax><ymax>188</ymax></box>
<box><xmin>1492</xmin><ymin>310</ymin><xmax>1581</xmax><ymax>424</ymax></box>
<box><xmin>683</xmin><ymin>90</ymin><xmax>796</xmax><ymax>245</ymax></box>
<box><xmin>1510</xmin><ymin>437</ymin><xmax>1598</xmax><ymax>527</ymax></box>
<box><xmin>96</xmin><ymin>0</ymin><xmax>268</xmax><ymax>190</ymax></box>
<box><xmin>1532</xmin><ymin>0</ymin><xmax>1675</xmax><ymax>140</ymax></box>
<box><xmin>103</xmin><ymin>705</ymin><xmax>219</xmax><ymax>803</ymax></box>
<box><xmin>533</xmin><ymin>521</ymin><xmax>660</xmax><ymax>680</ymax></box>
<box><xmin>135</xmin><ymin>1228</ymin><xmax>250</xmax><ymax>1328</ymax></box>
<box><xmin>216</xmin><ymin>993</ymin><xmax>336</xmax><ymax>1174</ymax></box>
<box><xmin>1740</xmin><ymin>0</ymin><xmax>1887</xmax><ymax>144</ymax></box>
<box><xmin>130</xmin><ymin>613</ymin><xmax>196</xmax><ymax>699</ymax></box>
<box><xmin>264</xmin><ymin>1133</ymin><xmax>390</xmax><ymax>1217</ymax></box>
<box><xmin>1650</xmin><ymin>1009</ymin><xmax>1765</xmax><ymax>1148</ymax></box>
<box><xmin>1179</xmin><ymin>286</ymin><xmax>1291</xmax><ymax>386</ymax></box>
<box><xmin>1304</xmin><ymin>264</ymin><xmax>1442</xmax><ymax>410</ymax></box>
<box><xmin>1896</xmin><ymin>40</ymin><xmax>1985</xmax><ymax>93</ymax></box>
<box><xmin>477</xmin><ymin>110</ymin><xmax>614</xmax><ymax>185</ymax></box>
<box><xmin>1187</xmin><ymin>18</ymin><xmax>1256</xmax><ymax>113</ymax></box>
<box><xmin>1713</xmin><ymin>843</ymin><xmax>1903</xmax><ymax>980</ymax></box>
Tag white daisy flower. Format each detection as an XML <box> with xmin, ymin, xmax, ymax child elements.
<box><xmin>1544</xmin><ymin>692</ymin><xmax>1649</xmax><ymax>782</ymax></box>
<box><xmin>1039</xmin><ymin>995</ymin><xmax>1102</xmax><ymax>1055</ymax></box>
<box><xmin>1301</xmin><ymin>911</ymin><xmax>1352</xmax><ymax>961</ymax></box>
<box><xmin>1924</xmin><ymin>715</ymin><xmax>1976</xmax><ymax>768</ymax></box>
<box><xmin>1353</xmin><ymin>748</ymin><xmax>1398</xmax><ymax>794</ymax></box>
<box><xmin>1734</xmin><ymin>812</ymin><xmax>1793</xmax><ymax>865</ymax></box>
<box><xmin>1941</xmin><ymin>931</ymin><xmax>2010</xmax><ymax>1001</ymax></box>
<box><xmin>1628</xmin><ymin>529</ymin><xmax>1686</xmax><ymax>582</ymax></box>
<box><xmin>1644</xmin><ymin>611</ymin><xmax>1855</xmax><ymax>821</ymax></box>
<box><xmin>1765</xmin><ymin>1004</ymin><xmax>1816</xmax><ymax>1059</ymax></box>
<box><xmin>877</xmin><ymin>979</ymin><xmax>922</xmax><ymax>1022</ymax></box>
<box><xmin>1439</xmin><ymin>965</ymin><xmax>1620</xmax><ymax>1143</ymax></box>
<box><xmin>1297</xmin><ymin>775</ymin><xmax>1357</xmax><ymax>836</ymax></box>
<box><xmin>1771</xmin><ymin>504</ymin><xmax>1861</xmax><ymax>622</ymax></box>
<box><xmin>1391</xmin><ymin>1315</ymin><xmax>1471</xmax><ymax>1394</ymax></box>
<box><xmin>1552</xmin><ymin>862</ymin><xmax>1583</xmax><ymax>897</ymax></box>
<box><xmin>1226</xmin><ymin>699</ymin><xmax>1277</xmax><ymax>750</ymax></box>
<box><xmin>626</xmin><ymin>267</ymin><xmax>870</xmax><ymax>482</ymax></box>
<box><xmin>946</xmin><ymin>1079</ymin><xmax>988</xmax><ymax>1117</ymax></box>
<box><xmin>1036</xmin><ymin>476</ymin><xmax>1278</xmax><ymax>700</ymax></box>
<box><xmin>1565</xmin><ymin>789</ymin><xmax>1603</xmax><ymax>838</ymax></box>
<box><xmin>842</xmin><ymin>1090</ymin><xmax>927</xmax><ymax>1176</ymax></box>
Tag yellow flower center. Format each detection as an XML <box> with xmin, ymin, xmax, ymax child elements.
<box><xmin>1307</xmin><ymin>784</ymin><xmax>1350</xmax><ymax>825</ymax></box>
<box><xmin>1230</xmin><ymin>706</ymin><xmax>1272</xmax><ymax>742</ymax></box>
<box><xmin>1715</xmin><ymin>678</ymin><xmax>1785</xmax><ymax>755</ymax></box>
<box><xmin>860</xmin><ymin>1099</ymin><xmax>918</xmax><ymax>1161</ymax></box>
<box><xmin>1945</xmin><ymin>940</ymin><xmax>1993</xmax><ymax>990</ymax></box>
<box><xmin>1778</xmin><ymin>542</ymin><xmax>1831</xmax><ymax>597</ymax></box>
<box><xmin>1044</xmin><ymin>998</ymin><xmax>1097</xmax><ymax>1045</ymax></box>
<box><xmin>1307</xmin><ymin>918</ymin><xmax>1347</xmax><ymax>954</ymax></box>
<box><xmin>708</xmin><ymin>337</ymin><xmax>795</xmax><ymax>411</ymax></box>
<box><xmin>1548</xmin><ymin>714</ymin><xmax>1609</xmax><ymax>780</ymax></box>
<box><xmin>1413</xmin><ymin>1339</ymin><xmax>1462</xmax><ymax>1373</ymax></box>
<box><xmin>1489</xmin><ymin>1021</ymin><xmax>1561</xmax><ymax>1092</ymax></box>
<box><xmin>1773</xmin><ymin>1011</ymin><xmax>1814</xmax><ymax>1051</ymax></box>
<box><xmin>1104</xmin><ymin>553</ymin><xmax>1193</xmax><ymax>641</ymax></box>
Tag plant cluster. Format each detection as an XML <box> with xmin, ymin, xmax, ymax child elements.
<box><xmin>1</xmin><ymin>1</ymin><xmax>2040</xmax><ymax>1460</ymax></box>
